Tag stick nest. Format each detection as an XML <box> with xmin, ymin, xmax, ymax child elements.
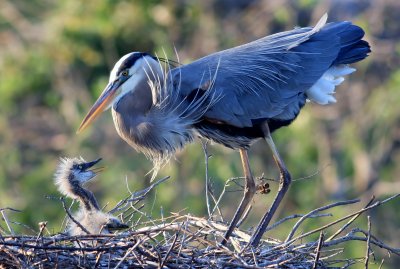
<box><xmin>1</xmin><ymin>176</ymin><xmax>399</xmax><ymax>268</ymax></box>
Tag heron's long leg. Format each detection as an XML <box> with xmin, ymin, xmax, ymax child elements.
<box><xmin>249</xmin><ymin>123</ymin><xmax>292</xmax><ymax>247</ymax></box>
<box><xmin>221</xmin><ymin>148</ymin><xmax>256</xmax><ymax>245</ymax></box>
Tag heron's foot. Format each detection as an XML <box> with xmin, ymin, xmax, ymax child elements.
<box><xmin>256</xmin><ymin>178</ymin><xmax>271</xmax><ymax>195</ymax></box>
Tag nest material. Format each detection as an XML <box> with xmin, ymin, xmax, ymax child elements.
<box><xmin>1</xmin><ymin>192</ymin><xmax>399</xmax><ymax>269</ymax></box>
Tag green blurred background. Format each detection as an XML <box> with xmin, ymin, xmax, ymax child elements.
<box><xmin>0</xmin><ymin>0</ymin><xmax>399</xmax><ymax>267</ymax></box>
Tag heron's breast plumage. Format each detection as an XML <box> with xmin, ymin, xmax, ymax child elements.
<box><xmin>112</xmin><ymin>99</ymin><xmax>197</xmax><ymax>179</ymax></box>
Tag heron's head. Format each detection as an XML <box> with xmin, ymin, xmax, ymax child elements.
<box><xmin>77</xmin><ymin>52</ymin><xmax>161</xmax><ymax>133</ymax></box>
<box><xmin>54</xmin><ymin>157</ymin><xmax>104</xmax><ymax>198</ymax></box>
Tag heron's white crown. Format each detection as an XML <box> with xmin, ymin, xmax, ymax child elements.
<box><xmin>109</xmin><ymin>52</ymin><xmax>136</xmax><ymax>82</ymax></box>
<box><xmin>108</xmin><ymin>54</ymin><xmax>162</xmax><ymax>109</ymax></box>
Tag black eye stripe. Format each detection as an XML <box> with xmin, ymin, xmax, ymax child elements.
<box><xmin>117</xmin><ymin>52</ymin><xmax>148</xmax><ymax>76</ymax></box>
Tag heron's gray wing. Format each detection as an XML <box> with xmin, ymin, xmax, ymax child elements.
<box><xmin>168</xmin><ymin>16</ymin><xmax>363</xmax><ymax>127</ymax></box>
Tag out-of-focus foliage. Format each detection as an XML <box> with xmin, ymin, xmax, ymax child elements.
<box><xmin>0</xmin><ymin>0</ymin><xmax>399</xmax><ymax>267</ymax></box>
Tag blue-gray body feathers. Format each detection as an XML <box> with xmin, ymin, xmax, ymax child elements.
<box><xmin>168</xmin><ymin>20</ymin><xmax>370</xmax><ymax>148</ymax></box>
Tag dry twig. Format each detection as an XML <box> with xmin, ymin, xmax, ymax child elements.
<box><xmin>365</xmin><ymin>215</ymin><xmax>372</xmax><ymax>269</ymax></box>
<box><xmin>312</xmin><ymin>232</ymin><xmax>324</xmax><ymax>269</ymax></box>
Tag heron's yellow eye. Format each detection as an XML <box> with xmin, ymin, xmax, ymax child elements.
<box><xmin>78</xmin><ymin>165</ymin><xmax>83</xmax><ymax>170</ymax></box>
<box><xmin>121</xmin><ymin>70</ymin><xmax>129</xmax><ymax>76</ymax></box>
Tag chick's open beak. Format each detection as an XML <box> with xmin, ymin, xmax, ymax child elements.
<box><xmin>77</xmin><ymin>79</ymin><xmax>123</xmax><ymax>133</ymax></box>
<box><xmin>83</xmin><ymin>158</ymin><xmax>105</xmax><ymax>173</ymax></box>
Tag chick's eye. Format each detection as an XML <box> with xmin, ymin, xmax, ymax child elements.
<box><xmin>121</xmin><ymin>70</ymin><xmax>129</xmax><ymax>76</ymax></box>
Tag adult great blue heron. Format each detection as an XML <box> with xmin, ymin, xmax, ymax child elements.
<box><xmin>78</xmin><ymin>14</ymin><xmax>370</xmax><ymax>247</ymax></box>
<box><xmin>54</xmin><ymin>157</ymin><xmax>128</xmax><ymax>236</ymax></box>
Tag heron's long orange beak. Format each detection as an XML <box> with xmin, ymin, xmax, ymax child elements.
<box><xmin>77</xmin><ymin>80</ymin><xmax>122</xmax><ymax>133</ymax></box>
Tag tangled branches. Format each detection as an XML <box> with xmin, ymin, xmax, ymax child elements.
<box><xmin>1</xmin><ymin>184</ymin><xmax>398</xmax><ymax>268</ymax></box>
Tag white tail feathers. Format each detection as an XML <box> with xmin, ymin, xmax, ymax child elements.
<box><xmin>306</xmin><ymin>65</ymin><xmax>356</xmax><ymax>105</ymax></box>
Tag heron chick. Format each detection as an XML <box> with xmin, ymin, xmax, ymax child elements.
<box><xmin>54</xmin><ymin>157</ymin><xmax>128</xmax><ymax>235</ymax></box>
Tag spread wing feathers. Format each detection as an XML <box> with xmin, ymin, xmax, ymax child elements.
<box><xmin>168</xmin><ymin>14</ymin><xmax>368</xmax><ymax>128</ymax></box>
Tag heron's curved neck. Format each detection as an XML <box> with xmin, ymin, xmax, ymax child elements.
<box><xmin>116</xmin><ymin>77</ymin><xmax>154</xmax><ymax>114</ymax></box>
